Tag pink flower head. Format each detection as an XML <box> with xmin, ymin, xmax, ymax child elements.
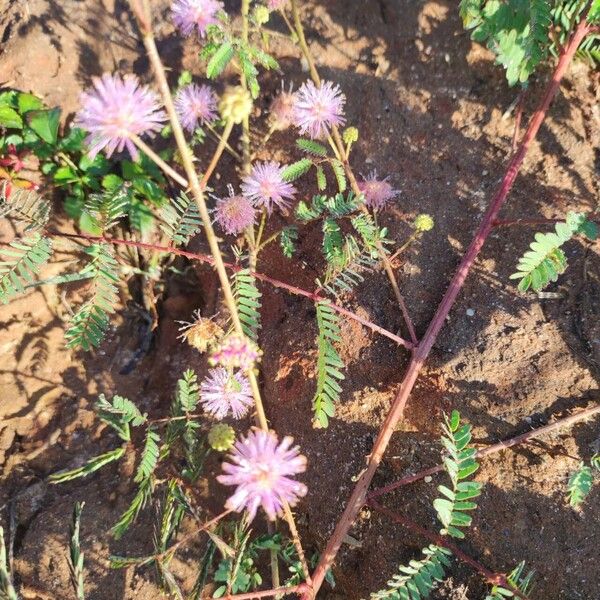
<box><xmin>293</xmin><ymin>80</ymin><xmax>346</xmax><ymax>140</ymax></box>
<box><xmin>75</xmin><ymin>74</ymin><xmax>167</xmax><ymax>159</ymax></box>
<box><xmin>175</xmin><ymin>83</ymin><xmax>218</xmax><ymax>132</ymax></box>
<box><xmin>210</xmin><ymin>334</ymin><xmax>261</xmax><ymax>371</ymax></box>
<box><xmin>214</xmin><ymin>185</ymin><xmax>256</xmax><ymax>235</ymax></box>
<box><xmin>217</xmin><ymin>429</ymin><xmax>307</xmax><ymax>521</ymax></box>
<box><xmin>241</xmin><ymin>161</ymin><xmax>297</xmax><ymax>214</ymax></box>
<box><xmin>172</xmin><ymin>0</ymin><xmax>224</xmax><ymax>37</ymax></box>
<box><xmin>269</xmin><ymin>85</ymin><xmax>296</xmax><ymax>131</ymax></box>
<box><xmin>357</xmin><ymin>170</ymin><xmax>400</xmax><ymax>210</ymax></box>
<box><xmin>200</xmin><ymin>367</ymin><xmax>253</xmax><ymax>419</ymax></box>
<box><xmin>267</xmin><ymin>0</ymin><xmax>287</xmax><ymax>9</ymax></box>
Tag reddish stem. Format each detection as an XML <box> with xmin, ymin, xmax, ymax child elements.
<box><xmin>46</xmin><ymin>229</ymin><xmax>413</xmax><ymax>350</ymax></box>
<box><xmin>493</xmin><ymin>214</ymin><xmax>600</xmax><ymax>227</ymax></box>
<box><xmin>367</xmin><ymin>500</ymin><xmax>532</xmax><ymax>600</ymax></box>
<box><xmin>511</xmin><ymin>89</ymin><xmax>526</xmax><ymax>153</ymax></box>
<box><xmin>304</xmin><ymin>17</ymin><xmax>591</xmax><ymax>599</ymax></box>
<box><xmin>221</xmin><ymin>584</ymin><xmax>308</xmax><ymax>599</ymax></box>
<box><xmin>368</xmin><ymin>403</ymin><xmax>600</xmax><ymax>499</ymax></box>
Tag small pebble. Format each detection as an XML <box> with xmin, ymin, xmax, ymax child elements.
<box><xmin>466</xmin><ymin>308</ymin><xmax>475</xmax><ymax>317</ymax></box>
<box><xmin>424</xmin><ymin>476</ymin><xmax>432</xmax><ymax>483</ymax></box>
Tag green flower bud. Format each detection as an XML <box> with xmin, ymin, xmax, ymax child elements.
<box><xmin>343</xmin><ymin>126</ymin><xmax>359</xmax><ymax>145</ymax></box>
<box><xmin>414</xmin><ymin>213</ymin><xmax>434</xmax><ymax>232</ymax></box>
<box><xmin>219</xmin><ymin>86</ymin><xmax>253</xmax><ymax>124</ymax></box>
<box><xmin>253</xmin><ymin>5</ymin><xmax>270</xmax><ymax>25</ymax></box>
<box><xmin>208</xmin><ymin>424</ymin><xmax>236</xmax><ymax>452</ymax></box>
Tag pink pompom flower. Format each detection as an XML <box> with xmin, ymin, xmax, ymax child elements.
<box><xmin>172</xmin><ymin>0</ymin><xmax>224</xmax><ymax>38</ymax></box>
<box><xmin>174</xmin><ymin>83</ymin><xmax>218</xmax><ymax>132</ymax></box>
<box><xmin>200</xmin><ymin>367</ymin><xmax>253</xmax><ymax>419</ymax></box>
<box><xmin>75</xmin><ymin>74</ymin><xmax>167</xmax><ymax>159</ymax></box>
<box><xmin>241</xmin><ymin>161</ymin><xmax>297</xmax><ymax>214</ymax></box>
<box><xmin>214</xmin><ymin>185</ymin><xmax>256</xmax><ymax>235</ymax></box>
<box><xmin>357</xmin><ymin>170</ymin><xmax>400</xmax><ymax>210</ymax></box>
<box><xmin>269</xmin><ymin>84</ymin><xmax>297</xmax><ymax>131</ymax></box>
<box><xmin>210</xmin><ymin>334</ymin><xmax>261</xmax><ymax>371</ymax></box>
<box><xmin>293</xmin><ymin>80</ymin><xmax>346</xmax><ymax>140</ymax></box>
<box><xmin>217</xmin><ymin>429</ymin><xmax>307</xmax><ymax>521</ymax></box>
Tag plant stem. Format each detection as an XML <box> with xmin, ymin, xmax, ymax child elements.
<box><xmin>289</xmin><ymin>0</ymin><xmax>417</xmax><ymax>345</ymax></box>
<box><xmin>303</xmin><ymin>16</ymin><xmax>592</xmax><ymax>600</ymax></box>
<box><xmin>207</xmin><ymin>122</ymin><xmax>242</xmax><ymax>161</ymax></box>
<box><xmin>126</xmin><ymin>6</ymin><xmax>313</xmax><ymax>575</ymax></box>
<box><xmin>240</xmin><ymin>0</ymin><xmax>252</xmax><ymax>175</ymax></box>
<box><xmin>131</xmin><ymin>135</ymin><xmax>188</xmax><ymax>188</ymax></box>
<box><xmin>199</xmin><ymin>119</ymin><xmax>235</xmax><ymax>189</ymax></box>
<box><xmin>493</xmin><ymin>214</ymin><xmax>600</xmax><ymax>227</ymax></box>
<box><xmin>368</xmin><ymin>500</ymin><xmax>533</xmax><ymax>600</ymax></box>
<box><xmin>48</xmin><ymin>229</ymin><xmax>414</xmax><ymax>349</ymax></box>
<box><xmin>368</xmin><ymin>403</ymin><xmax>600</xmax><ymax>499</ymax></box>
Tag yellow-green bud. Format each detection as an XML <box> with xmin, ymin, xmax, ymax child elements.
<box><xmin>414</xmin><ymin>213</ymin><xmax>434</xmax><ymax>232</ymax></box>
<box><xmin>253</xmin><ymin>5</ymin><xmax>270</xmax><ymax>25</ymax></box>
<box><xmin>343</xmin><ymin>126</ymin><xmax>359</xmax><ymax>145</ymax></box>
<box><xmin>208</xmin><ymin>424</ymin><xmax>235</xmax><ymax>452</ymax></box>
<box><xmin>219</xmin><ymin>86</ymin><xmax>253</xmax><ymax>124</ymax></box>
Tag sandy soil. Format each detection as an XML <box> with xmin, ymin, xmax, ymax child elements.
<box><xmin>0</xmin><ymin>0</ymin><xmax>599</xmax><ymax>599</ymax></box>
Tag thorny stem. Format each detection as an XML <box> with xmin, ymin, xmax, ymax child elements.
<box><xmin>47</xmin><ymin>229</ymin><xmax>414</xmax><ymax>349</ymax></box>
<box><xmin>368</xmin><ymin>403</ymin><xmax>600</xmax><ymax>500</ymax></box>
<box><xmin>289</xmin><ymin>0</ymin><xmax>418</xmax><ymax>345</ymax></box>
<box><xmin>303</xmin><ymin>15</ymin><xmax>593</xmax><ymax>599</ymax></box>
<box><xmin>128</xmin><ymin>1</ymin><xmax>310</xmax><ymax>577</ymax></box>
<box><xmin>368</xmin><ymin>500</ymin><xmax>533</xmax><ymax>600</ymax></box>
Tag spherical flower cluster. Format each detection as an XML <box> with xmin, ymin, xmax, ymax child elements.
<box><xmin>177</xmin><ymin>309</ymin><xmax>224</xmax><ymax>353</ymax></box>
<box><xmin>214</xmin><ymin>186</ymin><xmax>256</xmax><ymax>235</ymax></box>
<box><xmin>343</xmin><ymin>126</ymin><xmax>359</xmax><ymax>145</ymax></box>
<box><xmin>269</xmin><ymin>87</ymin><xmax>297</xmax><ymax>131</ymax></box>
<box><xmin>171</xmin><ymin>0</ymin><xmax>224</xmax><ymax>38</ymax></box>
<box><xmin>219</xmin><ymin>86</ymin><xmax>253</xmax><ymax>124</ymax></box>
<box><xmin>217</xmin><ymin>429</ymin><xmax>307</xmax><ymax>521</ymax></box>
<box><xmin>75</xmin><ymin>74</ymin><xmax>167</xmax><ymax>159</ymax></box>
<box><xmin>208</xmin><ymin>424</ymin><xmax>236</xmax><ymax>451</ymax></box>
<box><xmin>357</xmin><ymin>170</ymin><xmax>400</xmax><ymax>210</ymax></box>
<box><xmin>200</xmin><ymin>367</ymin><xmax>253</xmax><ymax>419</ymax></box>
<box><xmin>293</xmin><ymin>80</ymin><xmax>346</xmax><ymax>140</ymax></box>
<box><xmin>174</xmin><ymin>83</ymin><xmax>218</xmax><ymax>132</ymax></box>
<box><xmin>241</xmin><ymin>161</ymin><xmax>297</xmax><ymax>214</ymax></box>
<box><xmin>414</xmin><ymin>213</ymin><xmax>435</xmax><ymax>232</ymax></box>
<box><xmin>253</xmin><ymin>5</ymin><xmax>270</xmax><ymax>24</ymax></box>
<box><xmin>210</xmin><ymin>334</ymin><xmax>261</xmax><ymax>371</ymax></box>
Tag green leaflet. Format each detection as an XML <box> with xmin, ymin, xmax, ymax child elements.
<box><xmin>312</xmin><ymin>302</ymin><xmax>345</xmax><ymax>428</ymax></box>
<box><xmin>370</xmin><ymin>545</ymin><xmax>452</xmax><ymax>600</ymax></box>
<box><xmin>0</xmin><ymin>183</ymin><xmax>50</xmax><ymax>231</ymax></box>
<box><xmin>159</xmin><ymin>192</ymin><xmax>202</xmax><ymax>246</ymax></box>
<box><xmin>433</xmin><ymin>411</ymin><xmax>482</xmax><ymax>539</ymax></box>
<box><xmin>65</xmin><ymin>243</ymin><xmax>120</xmax><ymax>350</ymax></box>
<box><xmin>510</xmin><ymin>211</ymin><xmax>597</xmax><ymax>292</ymax></box>
<box><xmin>0</xmin><ymin>233</ymin><xmax>52</xmax><ymax>303</ymax></box>
<box><xmin>232</xmin><ymin>268</ymin><xmax>262</xmax><ymax>341</ymax></box>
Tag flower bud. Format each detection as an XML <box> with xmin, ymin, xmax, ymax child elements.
<box><xmin>414</xmin><ymin>213</ymin><xmax>434</xmax><ymax>232</ymax></box>
<box><xmin>219</xmin><ymin>86</ymin><xmax>253</xmax><ymax>124</ymax></box>
<box><xmin>343</xmin><ymin>126</ymin><xmax>359</xmax><ymax>145</ymax></box>
<box><xmin>208</xmin><ymin>424</ymin><xmax>236</xmax><ymax>451</ymax></box>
